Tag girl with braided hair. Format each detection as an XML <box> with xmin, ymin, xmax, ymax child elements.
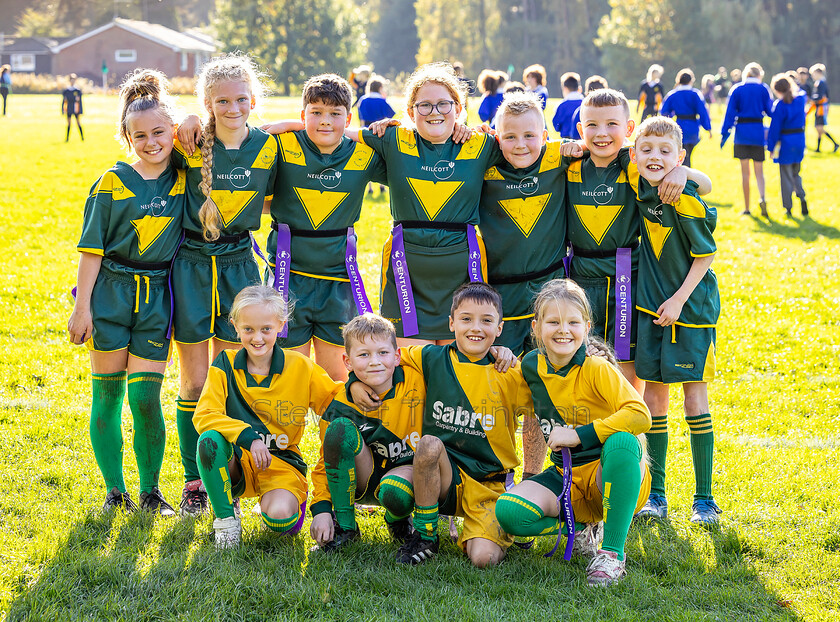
<box><xmin>169</xmin><ymin>53</ymin><xmax>279</xmax><ymax>516</ymax></box>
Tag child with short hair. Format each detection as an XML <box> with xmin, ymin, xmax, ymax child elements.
<box><xmin>569</xmin><ymin>75</ymin><xmax>611</xmax><ymax>141</ymax></box>
<box><xmin>358</xmin><ymin>74</ymin><xmax>396</xmax><ymax>128</ymax></box>
<box><xmin>310</xmin><ymin>313</ymin><xmax>426</xmax><ymax>551</ymax></box>
<box><xmin>194</xmin><ymin>285</ymin><xmax>342</xmax><ymax>548</ymax></box>
<box><xmin>768</xmin><ymin>74</ymin><xmax>808</xmax><ymax>217</ymax></box>
<box><xmin>807</xmin><ymin>63</ymin><xmax>838</xmax><ymax>152</ymax></box>
<box><xmin>552</xmin><ymin>72</ymin><xmax>583</xmax><ymax>139</ymax></box>
<box><xmin>61</xmin><ymin>73</ymin><xmax>84</xmax><ymax>142</ymax></box>
<box><xmin>263</xmin><ymin>73</ymin><xmax>387</xmax><ymax>381</ymax></box>
<box><xmin>637</xmin><ymin>64</ymin><xmax>665</xmax><ymax>121</ymax></box>
<box><xmin>171</xmin><ymin>53</ymin><xmax>279</xmax><ymax>516</ymax></box>
<box><xmin>350</xmin><ymin>283</ymin><xmax>524</xmax><ymax>567</ymax></box>
<box><xmin>68</xmin><ymin>69</ymin><xmax>185</xmax><ymax>515</ymax></box>
<box><xmin>660</xmin><ymin>68</ymin><xmax>712</xmax><ymax>167</ymax></box>
<box><xmin>523</xmin><ymin>63</ymin><xmax>549</xmax><ymax>110</ymax></box>
<box><xmin>629</xmin><ymin>116</ymin><xmax>721</xmax><ymax>525</ymax></box>
<box><xmin>495</xmin><ymin>278</ymin><xmax>651</xmax><ymax>586</ymax></box>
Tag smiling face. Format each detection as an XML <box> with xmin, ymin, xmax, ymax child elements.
<box><xmin>408</xmin><ymin>82</ymin><xmax>461</xmax><ymax>144</ymax></box>
<box><xmin>206</xmin><ymin>80</ymin><xmax>254</xmax><ymax>135</ymax></box>
<box><xmin>126</xmin><ymin>108</ymin><xmax>174</xmax><ymax>177</ymax></box>
<box><xmin>497</xmin><ymin>108</ymin><xmax>547</xmax><ymax>169</ymax></box>
<box><xmin>233</xmin><ymin>304</ymin><xmax>284</xmax><ymax>364</ymax></box>
<box><xmin>631</xmin><ymin>134</ymin><xmax>685</xmax><ymax>186</ymax></box>
<box><xmin>302</xmin><ymin>99</ymin><xmax>351</xmax><ymax>154</ymax></box>
<box><xmin>534</xmin><ymin>299</ymin><xmax>590</xmax><ymax>369</ymax></box>
<box><xmin>577</xmin><ymin>104</ymin><xmax>634</xmax><ymax>167</ymax></box>
<box><xmin>449</xmin><ymin>299</ymin><xmax>503</xmax><ymax>359</ymax></box>
<box><xmin>343</xmin><ymin>335</ymin><xmax>401</xmax><ymax>395</ymax></box>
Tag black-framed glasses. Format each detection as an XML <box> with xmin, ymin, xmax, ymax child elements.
<box><xmin>414</xmin><ymin>100</ymin><xmax>455</xmax><ymax>116</ymax></box>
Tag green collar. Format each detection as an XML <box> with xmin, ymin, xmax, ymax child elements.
<box><xmin>451</xmin><ymin>342</ymin><xmax>494</xmax><ymax>366</ymax></box>
<box><xmin>547</xmin><ymin>344</ymin><xmax>586</xmax><ymax>377</ymax></box>
<box><xmin>233</xmin><ymin>344</ymin><xmax>286</xmax><ymax>387</ymax></box>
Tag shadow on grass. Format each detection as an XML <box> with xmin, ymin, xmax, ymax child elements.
<box><xmin>752</xmin><ymin>213</ymin><xmax>840</xmax><ymax>242</ymax></box>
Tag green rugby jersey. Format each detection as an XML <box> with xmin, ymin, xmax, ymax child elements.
<box><xmin>360</xmin><ymin>126</ymin><xmax>504</xmax><ymax>247</ymax></box>
<box><xmin>566</xmin><ymin>149</ymin><xmax>640</xmax><ymax>278</ymax></box>
<box><xmin>310</xmin><ymin>365</ymin><xmax>426</xmax><ymax>515</ymax></box>
<box><xmin>630</xmin><ymin>178</ymin><xmax>720</xmax><ymax>326</ymax></box>
<box><xmin>521</xmin><ymin>346</ymin><xmax>650</xmax><ymax>468</ymax></box>
<box><xmin>480</xmin><ymin>142</ymin><xmax>570</xmax><ymax>282</ymax></box>
<box><xmin>171</xmin><ymin>126</ymin><xmax>277</xmax><ymax>256</ymax></box>
<box><xmin>268</xmin><ymin>130</ymin><xmax>386</xmax><ymax>278</ymax></box>
<box><xmin>78</xmin><ymin>161</ymin><xmax>186</xmax><ymax>276</ymax></box>
<box><xmin>402</xmin><ymin>344</ymin><xmax>530</xmax><ymax>481</ymax></box>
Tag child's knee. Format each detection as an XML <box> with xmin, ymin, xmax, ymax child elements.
<box><xmin>376</xmin><ymin>474</ymin><xmax>415</xmax><ymax>518</ymax></box>
<box><xmin>414</xmin><ymin>436</ymin><xmax>444</xmax><ymax>466</ymax></box>
<box><xmin>467</xmin><ymin>539</ymin><xmax>505</xmax><ymax>568</ymax></box>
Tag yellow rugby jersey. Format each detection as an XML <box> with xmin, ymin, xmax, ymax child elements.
<box><xmin>310</xmin><ymin>365</ymin><xmax>426</xmax><ymax>515</ymax></box>
<box><xmin>521</xmin><ymin>346</ymin><xmax>650</xmax><ymax>467</ymax></box>
<box><xmin>401</xmin><ymin>344</ymin><xmax>532</xmax><ymax>481</ymax></box>
<box><xmin>194</xmin><ymin>345</ymin><xmax>341</xmax><ymax>474</ymax></box>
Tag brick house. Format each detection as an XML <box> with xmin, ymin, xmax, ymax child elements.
<box><xmin>51</xmin><ymin>18</ymin><xmax>216</xmax><ymax>85</ymax></box>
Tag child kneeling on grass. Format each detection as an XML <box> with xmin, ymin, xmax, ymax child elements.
<box><xmin>495</xmin><ymin>279</ymin><xmax>652</xmax><ymax>586</ymax></box>
<box><xmin>193</xmin><ymin>285</ymin><xmax>341</xmax><ymax>548</ymax></box>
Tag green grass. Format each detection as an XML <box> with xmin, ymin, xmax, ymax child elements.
<box><xmin>1</xmin><ymin>94</ymin><xmax>839</xmax><ymax>621</ymax></box>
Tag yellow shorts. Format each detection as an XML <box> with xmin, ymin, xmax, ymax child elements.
<box><xmin>569</xmin><ymin>458</ymin><xmax>651</xmax><ymax>524</ymax></box>
<box><xmin>237</xmin><ymin>449</ymin><xmax>308</xmax><ymax>505</ymax></box>
<box><xmin>442</xmin><ymin>466</ymin><xmax>514</xmax><ymax>552</ymax></box>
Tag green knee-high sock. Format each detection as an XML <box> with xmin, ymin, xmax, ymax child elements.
<box><xmin>127</xmin><ymin>372</ymin><xmax>166</xmax><ymax>494</ymax></box>
<box><xmin>176</xmin><ymin>398</ymin><xmax>200</xmax><ymax>482</ymax></box>
<box><xmin>323</xmin><ymin>418</ymin><xmax>363</xmax><ymax>531</ymax></box>
<box><xmin>647</xmin><ymin>415</ymin><xmax>669</xmax><ymax>496</ymax></box>
<box><xmin>377</xmin><ymin>474</ymin><xmax>415</xmax><ymax>522</ymax></box>
<box><xmin>196</xmin><ymin>430</ymin><xmax>236</xmax><ymax>519</ymax></box>
<box><xmin>262</xmin><ymin>510</ymin><xmax>300</xmax><ymax>533</ymax></box>
<box><xmin>600</xmin><ymin>432</ymin><xmax>643</xmax><ymax>560</ymax></box>
<box><xmin>413</xmin><ymin>503</ymin><xmax>439</xmax><ymax>541</ymax></box>
<box><xmin>686</xmin><ymin>413</ymin><xmax>715</xmax><ymax>500</ymax></box>
<box><xmin>90</xmin><ymin>372</ymin><xmax>128</xmax><ymax>492</ymax></box>
<box><xmin>495</xmin><ymin>493</ymin><xmax>561</xmax><ymax>537</ymax></box>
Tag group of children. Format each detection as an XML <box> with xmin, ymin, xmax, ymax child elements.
<box><xmin>68</xmin><ymin>56</ymin><xmax>722</xmax><ymax>587</ymax></box>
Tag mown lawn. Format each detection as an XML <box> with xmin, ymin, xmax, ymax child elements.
<box><xmin>0</xmin><ymin>94</ymin><xmax>838</xmax><ymax>621</ymax></box>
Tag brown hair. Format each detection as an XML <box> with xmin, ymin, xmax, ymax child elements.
<box><xmin>561</xmin><ymin>72</ymin><xmax>580</xmax><ymax>91</ymax></box>
<box><xmin>584</xmin><ymin>75</ymin><xmax>608</xmax><ymax>94</ymax></box>
<box><xmin>405</xmin><ymin>62</ymin><xmax>468</xmax><ymax>111</ymax></box>
<box><xmin>523</xmin><ymin>64</ymin><xmax>547</xmax><ymax>87</ymax></box>
<box><xmin>302</xmin><ymin>73</ymin><xmax>353</xmax><ymax>110</ymax></box>
<box><xmin>677</xmin><ymin>68</ymin><xmax>694</xmax><ymax>86</ymax></box>
<box><xmin>635</xmin><ymin>115</ymin><xmax>683</xmax><ymax>149</ymax></box>
<box><xmin>116</xmin><ymin>68</ymin><xmax>177</xmax><ymax>151</ymax></box>
<box><xmin>450</xmin><ymin>282</ymin><xmax>503</xmax><ymax>318</ymax></box>
<box><xmin>771</xmin><ymin>73</ymin><xmax>796</xmax><ymax>104</ymax></box>
<box><xmin>495</xmin><ymin>91</ymin><xmax>543</xmax><ymax>128</ymax></box>
<box><xmin>195</xmin><ymin>53</ymin><xmax>266</xmax><ymax>242</ymax></box>
<box><xmin>581</xmin><ymin>88</ymin><xmax>630</xmax><ymax>118</ymax></box>
<box><xmin>342</xmin><ymin>313</ymin><xmax>397</xmax><ymax>353</ymax></box>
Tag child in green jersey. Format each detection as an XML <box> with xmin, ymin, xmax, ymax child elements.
<box><xmin>171</xmin><ymin>54</ymin><xmax>278</xmax><ymax>517</ymax></box>
<box><xmin>310</xmin><ymin>313</ymin><xmax>425</xmax><ymax>552</ymax></box>
<box><xmin>629</xmin><ymin>117</ymin><xmax>721</xmax><ymax>526</ymax></box>
<box><xmin>68</xmin><ymin>69</ymin><xmax>185</xmax><ymax>516</ymax></box>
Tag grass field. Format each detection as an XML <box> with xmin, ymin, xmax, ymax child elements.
<box><xmin>1</xmin><ymin>93</ymin><xmax>839</xmax><ymax>621</ymax></box>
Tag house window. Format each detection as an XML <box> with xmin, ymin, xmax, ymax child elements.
<box><xmin>115</xmin><ymin>49</ymin><xmax>137</xmax><ymax>62</ymax></box>
<box><xmin>11</xmin><ymin>54</ymin><xmax>35</xmax><ymax>71</ymax></box>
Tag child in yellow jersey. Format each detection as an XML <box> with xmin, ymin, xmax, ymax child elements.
<box><xmin>495</xmin><ymin>279</ymin><xmax>651</xmax><ymax>586</ymax></box>
<box><xmin>193</xmin><ymin>285</ymin><xmax>341</xmax><ymax>548</ymax></box>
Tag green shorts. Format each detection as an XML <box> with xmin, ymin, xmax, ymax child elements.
<box><xmin>355</xmin><ymin>456</ymin><xmax>394</xmax><ymax>506</ymax></box>
<box><xmin>573</xmin><ymin>273</ymin><xmax>638</xmax><ymax>362</ymax></box>
<box><xmin>274</xmin><ymin>272</ymin><xmax>356</xmax><ymax>348</ymax></box>
<box><xmin>380</xmin><ymin>236</ymin><xmax>486</xmax><ymax>340</ymax></box>
<box><xmin>171</xmin><ymin>246</ymin><xmax>261</xmax><ymax>344</ymax></box>
<box><xmin>492</xmin><ymin>265</ymin><xmax>565</xmax><ymax>356</ymax></box>
<box><xmin>88</xmin><ymin>265</ymin><xmax>171</xmax><ymax>362</ymax></box>
<box><xmin>634</xmin><ymin>312</ymin><xmax>716</xmax><ymax>384</ymax></box>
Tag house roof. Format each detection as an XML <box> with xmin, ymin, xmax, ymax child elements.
<box><xmin>0</xmin><ymin>36</ymin><xmax>59</xmax><ymax>54</ymax></box>
<box><xmin>52</xmin><ymin>18</ymin><xmax>216</xmax><ymax>54</ymax></box>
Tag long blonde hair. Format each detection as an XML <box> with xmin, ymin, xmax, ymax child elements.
<box><xmin>196</xmin><ymin>54</ymin><xmax>266</xmax><ymax>241</ymax></box>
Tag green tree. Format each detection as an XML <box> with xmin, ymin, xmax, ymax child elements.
<box><xmin>365</xmin><ymin>0</ymin><xmax>419</xmax><ymax>78</ymax></box>
<box><xmin>215</xmin><ymin>0</ymin><xmax>367</xmax><ymax>95</ymax></box>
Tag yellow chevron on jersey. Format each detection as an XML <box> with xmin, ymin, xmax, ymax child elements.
<box><xmin>251</xmin><ymin>135</ymin><xmax>279</xmax><ymax>169</ymax></box>
<box><xmin>173</xmin><ymin>139</ymin><xmax>203</xmax><ymax>167</ymax></box>
<box><xmin>95</xmin><ymin>172</ymin><xmax>137</xmax><ymax>200</ymax></box>
<box><xmin>131</xmin><ymin>215</ymin><xmax>174</xmax><ymax>255</ymax></box>
<box><xmin>169</xmin><ymin>170</ymin><xmax>187</xmax><ymax>196</ymax></box>
<box><xmin>625</xmin><ymin>161</ymin><xmax>640</xmax><ymax>193</ymax></box>
<box><xmin>642</xmin><ymin>218</ymin><xmax>672</xmax><ymax>261</ymax></box>
<box><xmin>567</xmin><ymin>159</ymin><xmax>582</xmax><ymax>183</ymax></box>
<box><xmin>484</xmin><ymin>166</ymin><xmax>504</xmax><ymax>181</ymax></box>
<box><xmin>407</xmin><ymin>178</ymin><xmax>463</xmax><ymax>220</ymax></box>
<box><xmin>343</xmin><ymin>142</ymin><xmax>375</xmax><ymax>171</ymax></box>
<box><xmin>573</xmin><ymin>203</ymin><xmax>624</xmax><ymax>245</ymax></box>
<box><xmin>292</xmin><ymin>187</ymin><xmax>350</xmax><ymax>229</ymax></box>
<box><xmin>498</xmin><ymin>193</ymin><xmax>551</xmax><ymax>237</ymax></box>
<box><xmin>211</xmin><ymin>190</ymin><xmax>258</xmax><ymax>227</ymax></box>
<box><xmin>539</xmin><ymin>142</ymin><xmax>562</xmax><ymax>172</ymax></box>
<box><xmin>674</xmin><ymin>193</ymin><xmax>706</xmax><ymax>219</ymax></box>
<box><xmin>397</xmin><ymin>127</ymin><xmax>419</xmax><ymax>157</ymax></box>
<box><xmin>278</xmin><ymin>132</ymin><xmax>306</xmax><ymax>166</ymax></box>
<box><xmin>455</xmin><ymin>133</ymin><xmax>487</xmax><ymax>160</ymax></box>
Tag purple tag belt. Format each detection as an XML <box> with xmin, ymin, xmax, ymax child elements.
<box><xmin>389</xmin><ymin>221</ymin><xmax>483</xmax><ymax>337</ymax></box>
<box><xmin>544</xmin><ymin>447</ymin><xmax>575</xmax><ymax>561</ymax></box>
